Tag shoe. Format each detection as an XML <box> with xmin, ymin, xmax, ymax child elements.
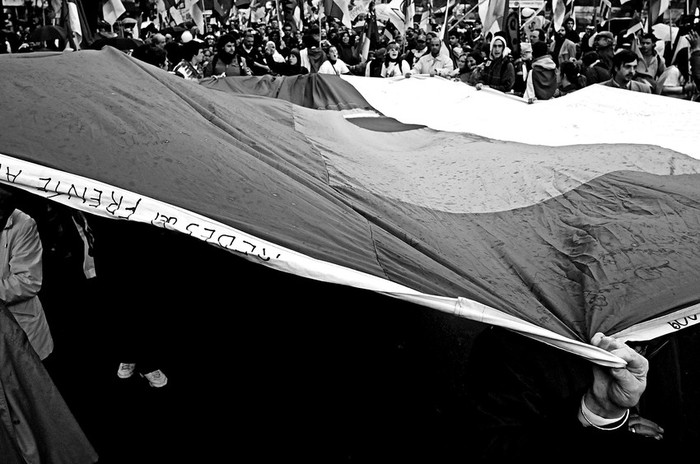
<box><xmin>142</xmin><ymin>369</ymin><xmax>168</xmax><ymax>388</ymax></box>
<box><xmin>117</xmin><ymin>363</ymin><xmax>136</xmax><ymax>379</ymax></box>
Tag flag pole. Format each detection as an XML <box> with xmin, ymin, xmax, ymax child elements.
<box><xmin>449</xmin><ymin>0</ymin><xmax>489</xmax><ymax>33</ymax></box>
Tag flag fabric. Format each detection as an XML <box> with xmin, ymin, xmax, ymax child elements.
<box><xmin>211</xmin><ymin>0</ymin><xmax>235</xmax><ymax>21</ymax></box>
<box><xmin>479</xmin><ymin>0</ymin><xmax>509</xmax><ymax>35</ymax></box>
<box><xmin>376</xmin><ymin>0</ymin><xmax>413</xmax><ymax>36</ymax></box>
<box><xmin>323</xmin><ymin>0</ymin><xmax>353</xmax><ymax>28</ymax></box>
<box><xmin>551</xmin><ymin>0</ymin><xmax>574</xmax><ymax>31</ymax></box>
<box><xmin>419</xmin><ymin>0</ymin><xmax>432</xmax><ymax>33</ymax></box>
<box><xmin>3</xmin><ymin>49</ymin><xmax>700</xmax><ymax>367</ymax></box>
<box><xmin>648</xmin><ymin>0</ymin><xmax>670</xmax><ymax>26</ymax></box>
<box><xmin>101</xmin><ymin>0</ymin><xmax>126</xmax><ymax>26</ymax></box>
<box><xmin>185</xmin><ymin>0</ymin><xmax>205</xmax><ymax>33</ymax></box>
<box><xmin>60</xmin><ymin>0</ymin><xmax>93</xmax><ymax>50</ymax></box>
<box><xmin>599</xmin><ymin>0</ymin><xmax>611</xmax><ymax>26</ymax></box>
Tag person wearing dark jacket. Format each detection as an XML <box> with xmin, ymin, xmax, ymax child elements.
<box><xmin>475</xmin><ymin>35</ymin><xmax>515</xmax><ymax>92</ymax></box>
<box><xmin>203</xmin><ymin>34</ymin><xmax>251</xmax><ymax>77</ymax></box>
<box><xmin>523</xmin><ymin>40</ymin><xmax>559</xmax><ymax>102</ymax></box>
<box><xmin>276</xmin><ymin>48</ymin><xmax>309</xmax><ymax>76</ymax></box>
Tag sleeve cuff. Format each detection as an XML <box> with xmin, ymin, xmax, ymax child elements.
<box><xmin>578</xmin><ymin>396</ymin><xmax>629</xmax><ymax>430</ymax></box>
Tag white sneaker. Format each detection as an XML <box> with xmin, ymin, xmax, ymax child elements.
<box><xmin>117</xmin><ymin>363</ymin><xmax>136</xmax><ymax>379</ymax></box>
<box><xmin>142</xmin><ymin>369</ymin><xmax>168</xmax><ymax>388</ymax></box>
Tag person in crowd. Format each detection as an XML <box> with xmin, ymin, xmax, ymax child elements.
<box><xmin>593</xmin><ymin>30</ymin><xmax>615</xmax><ymax>73</ymax></box>
<box><xmin>580</xmin><ymin>25</ymin><xmax>597</xmax><ymax>55</ymax></box>
<box><xmin>404</xmin><ymin>32</ymin><xmax>430</xmax><ymax>68</ymax></box>
<box><xmin>551</xmin><ymin>25</ymin><xmax>578</xmax><ymax>67</ymax></box>
<box><xmin>513</xmin><ymin>41</ymin><xmax>533</xmax><ymax>94</ymax></box>
<box><xmin>0</xmin><ymin>185</ymin><xmax>53</xmax><ymax>362</ymax></box>
<box><xmin>580</xmin><ymin>50</ymin><xmax>611</xmax><ymax>86</ymax></box>
<box><xmin>172</xmin><ymin>40</ymin><xmax>205</xmax><ymax>80</ymax></box>
<box><xmin>380</xmin><ymin>40</ymin><xmax>410</xmax><ymax>78</ymax></box>
<box><xmin>600</xmin><ymin>48</ymin><xmax>652</xmax><ymax>93</ymax></box>
<box><xmin>203</xmin><ymin>33</ymin><xmax>251</xmax><ymax>77</ymax></box>
<box><xmin>132</xmin><ymin>42</ymin><xmax>168</xmax><ymax>70</ymax></box>
<box><xmin>263</xmin><ymin>40</ymin><xmax>286</xmax><ymax>74</ymax></box>
<box><xmin>318</xmin><ymin>45</ymin><xmax>353</xmax><ymax>75</ymax></box>
<box><xmin>523</xmin><ymin>40</ymin><xmax>559</xmax><ymax>102</ymax></box>
<box><xmin>407</xmin><ymin>35</ymin><xmax>455</xmax><ymax>77</ymax></box>
<box><xmin>335</xmin><ymin>30</ymin><xmax>360</xmax><ymax>67</ymax></box>
<box><xmin>237</xmin><ymin>31</ymin><xmax>269</xmax><ymax>75</ymax></box>
<box><xmin>475</xmin><ymin>35</ymin><xmax>515</xmax><ymax>92</ymax></box>
<box><xmin>148</xmin><ymin>33</ymin><xmax>167</xmax><ymax>50</ymax></box>
<box><xmin>464</xmin><ymin>326</ymin><xmax>680</xmax><ymax>460</ymax></box>
<box><xmin>364</xmin><ymin>47</ymin><xmax>386</xmax><ymax>77</ymax></box>
<box><xmin>635</xmin><ymin>32</ymin><xmax>666</xmax><ymax>94</ymax></box>
<box><xmin>657</xmin><ymin>52</ymin><xmax>695</xmax><ymax>99</ymax></box>
<box><xmin>89</xmin><ymin>217</ymin><xmax>169</xmax><ymax>389</ymax></box>
<box><xmin>558</xmin><ymin>59</ymin><xmax>586</xmax><ymax>95</ymax></box>
<box><xmin>687</xmin><ymin>29</ymin><xmax>700</xmax><ymax>100</ymax></box>
<box><xmin>277</xmin><ymin>48</ymin><xmax>309</xmax><ymax>75</ymax></box>
<box><xmin>299</xmin><ymin>27</ymin><xmax>327</xmax><ymax>73</ymax></box>
<box><xmin>563</xmin><ymin>16</ymin><xmax>580</xmax><ymax>44</ymax></box>
<box><xmin>529</xmin><ymin>28</ymin><xmax>546</xmax><ymax>46</ymax></box>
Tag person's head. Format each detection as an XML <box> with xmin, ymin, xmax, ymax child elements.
<box><xmin>565</xmin><ymin>17</ymin><xmax>575</xmax><ymax>31</ymax></box>
<box><xmin>490</xmin><ymin>35</ymin><xmax>507</xmax><ymax>59</ymax></box>
<box><xmin>151</xmin><ymin>33</ymin><xmax>166</xmax><ymax>49</ymax></box>
<box><xmin>428</xmin><ymin>36</ymin><xmax>442</xmax><ymax>57</ymax></box>
<box><xmin>341</xmin><ymin>31</ymin><xmax>350</xmax><ymax>44</ymax></box>
<box><xmin>264</xmin><ymin>40</ymin><xmax>277</xmax><ymax>55</ymax></box>
<box><xmin>594</xmin><ymin>30</ymin><xmax>614</xmax><ymax>49</ymax></box>
<box><xmin>217</xmin><ymin>34</ymin><xmax>237</xmax><ymax>56</ymax></box>
<box><xmin>386</xmin><ymin>41</ymin><xmax>401</xmax><ymax>61</ymax></box>
<box><xmin>243</xmin><ymin>33</ymin><xmax>255</xmax><ymax>48</ymax></box>
<box><xmin>457</xmin><ymin>53</ymin><xmax>468</xmax><ymax>69</ymax></box>
<box><xmin>532</xmin><ymin>40</ymin><xmax>548</xmax><ymax>59</ymax></box>
<box><xmin>530</xmin><ymin>28</ymin><xmax>544</xmax><ymax>44</ymax></box>
<box><xmin>640</xmin><ymin>32</ymin><xmax>657</xmax><ymax>55</ymax></box>
<box><xmin>467</xmin><ymin>50</ymin><xmax>483</xmax><ymax>69</ymax></box>
<box><xmin>282</xmin><ymin>23</ymin><xmax>293</xmax><ymax>36</ymax></box>
<box><xmin>288</xmin><ymin>48</ymin><xmax>301</xmax><ymax>66</ymax></box>
<box><xmin>327</xmin><ymin>45</ymin><xmax>338</xmax><ymax>61</ymax></box>
<box><xmin>612</xmin><ymin>49</ymin><xmax>638</xmax><ymax>84</ymax></box>
<box><xmin>415</xmin><ymin>34</ymin><xmax>427</xmax><ymax>50</ymax></box>
<box><xmin>560</xmin><ymin>59</ymin><xmax>579</xmax><ymax>81</ymax></box>
<box><xmin>181</xmin><ymin>40</ymin><xmax>204</xmax><ymax>64</ymax></box>
<box><xmin>520</xmin><ymin>41</ymin><xmax>532</xmax><ymax>61</ymax></box>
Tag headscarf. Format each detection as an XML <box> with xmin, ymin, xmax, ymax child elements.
<box><xmin>490</xmin><ymin>35</ymin><xmax>510</xmax><ymax>60</ymax></box>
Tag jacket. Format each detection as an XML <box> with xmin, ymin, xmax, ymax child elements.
<box><xmin>0</xmin><ymin>209</ymin><xmax>53</xmax><ymax>360</ymax></box>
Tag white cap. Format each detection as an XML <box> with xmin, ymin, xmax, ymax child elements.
<box><xmin>181</xmin><ymin>30</ymin><xmax>193</xmax><ymax>43</ymax></box>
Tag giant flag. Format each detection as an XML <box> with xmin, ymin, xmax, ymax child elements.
<box><xmin>2</xmin><ymin>49</ymin><xmax>700</xmax><ymax>368</ymax></box>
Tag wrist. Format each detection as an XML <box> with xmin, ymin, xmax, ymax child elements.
<box><xmin>579</xmin><ymin>395</ymin><xmax>629</xmax><ymax>430</ymax></box>
<box><xmin>584</xmin><ymin>389</ymin><xmax>627</xmax><ymax>418</ymax></box>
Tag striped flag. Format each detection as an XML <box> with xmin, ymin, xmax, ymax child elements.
<box><xmin>552</xmin><ymin>0</ymin><xmax>574</xmax><ymax>31</ymax></box>
<box><xmin>323</xmin><ymin>0</ymin><xmax>353</xmax><ymax>28</ymax></box>
<box><xmin>185</xmin><ymin>0</ymin><xmax>205</xmax><ymax>33</ymax></box>
<box><xmin>648</xmin><ymin>0</ymin><xmax>670</xmax><ymax>26</ymax></box>
<box><xmin>101</xmin><ymin>0</ymin><xmax>126</xmax><ymax>26</ymax></box>
<box><xmin>479</xmin><ymin>0</ymin><xmax>509</xmax><ymax>34</ymax></box>
<box><xmin>3</xmin><ymin>51</ymin><xmax>700</xmax><ymax>366</ymax></box>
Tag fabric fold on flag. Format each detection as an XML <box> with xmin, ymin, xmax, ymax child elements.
<box><xmin>102</xmin><ymin>0</ymin><xmax>126</xmax><ymax>26</ymax></box>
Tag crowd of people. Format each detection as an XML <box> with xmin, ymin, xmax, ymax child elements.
<box><xmin>116</xmin><ymin>8</ymin><xmax>700</xmax><ymax>103</ymax></box>
<box><xmin>3</xmin><ymin>5</ymin><xmax>700</xmax><ymax>102</ymax></box>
